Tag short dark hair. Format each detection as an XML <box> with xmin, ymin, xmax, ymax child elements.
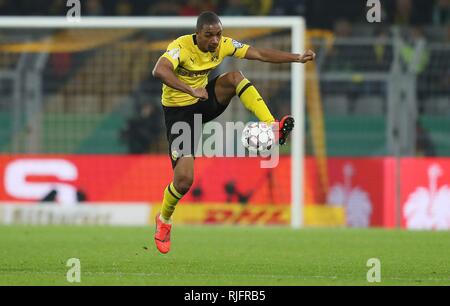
<box><xmin>196</xmin><ymin>11</ymin><xmax>221</xmax><ymax>32</ymax></box>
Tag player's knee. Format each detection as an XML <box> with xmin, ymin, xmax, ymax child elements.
<box><xmin>174</xmin><ymin>174</ymin><xmax>193</xmax><ymax>194</ymax></box>
<box><xmin>228</xmin><ymin>71</ymin><xmax>245</xmax><ymax>87</ymax></box>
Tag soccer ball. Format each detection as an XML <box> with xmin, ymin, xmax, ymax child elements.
<box><xmin>241</xmin><ymin>122</ymin><xmax>275</xmax><ymax>153</ymax></box>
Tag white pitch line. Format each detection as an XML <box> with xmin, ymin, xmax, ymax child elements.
<box><xmin>2</xmin><ymin>270</ymin><xmax>450</xmax><ymax>283</ymax></box>
<box><xmin>0</xmin><ymin>270</ymin><xmax>338</xmax><ymax>280</ymax></box>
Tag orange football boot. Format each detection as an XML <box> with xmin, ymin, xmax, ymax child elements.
<box><xmin>154</xmin><ymin>213</ymin><xmax>172</xmax><ymax>254</ymax></box>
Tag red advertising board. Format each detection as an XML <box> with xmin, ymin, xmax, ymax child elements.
<box><xmin>1</xmin><ymin>155</ymin><xmax>449</xmax><ymax>229</ymax></box>
<box><xmin>0</xmin><ymin>155</ymin><xmax>172</xmax><ymax>203</ymax></box>
<box><xmin>0</xmin><ymin>155</ymin><xmax>295</xmax><ymax>204</ymax></box>
<box><xmin>401</xmin><ymin>159</ymin><xmax>450</xmax><ymax>230</ymax></box>
<box><xmin>326</xmin><ymin>158</ymin><xmax>396</xmax><ymax>228</ymax></box>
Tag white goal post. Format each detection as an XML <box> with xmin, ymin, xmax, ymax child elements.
<box><xmin>0</xmin><ymin>16</ymin><xmax>305</xmax><ymax>228</ymax></box>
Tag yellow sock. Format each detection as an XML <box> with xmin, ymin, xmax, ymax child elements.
<box><xmin>160</xmin><ymin>182</ymin><xmax>183</xmax><ymax>223</ymax></box>
<box><xmin>236</xmin><ymin>78</ymin><xmax>275</xmax><ymax>124</ymax></box>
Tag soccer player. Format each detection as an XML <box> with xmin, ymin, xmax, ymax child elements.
<box><xmin>152</xmin><ymin>12</ymin><xmax>315</xmax><ymax>254</ymax></box>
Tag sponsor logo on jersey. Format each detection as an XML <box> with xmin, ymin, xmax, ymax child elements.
<box><xmin>211</xmin><ymin>54</ymin><xmax>219</xmax><ymax>62</ymax></box>
<box><xmin>167</xmin><ymin>48</ymin><xmax>180</xmax><ymax>60</ymax></box>
<box><xmin>177</xmin><ymin>66</ymin><xmax>212</xmax><ymax>78</ymax></box>
<box><xmin>232</xmin><ymin>40</ymin><xmax>244</xmax><ymax>49</ymax></box>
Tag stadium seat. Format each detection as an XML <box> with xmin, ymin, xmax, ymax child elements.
<box><xmin>0</xmin><ymin>110</ymin><xmax>11</xmax><ymax>149</ymax></box>
<box><xmin>423</xmin><ymin>97</ymin><xmax>450</xmax><ymax>115</ymax></box>
<box><xmin>324</xmin><ymin>115</ymin><xmax>386</xmax><ymax>156</ymax></box>
<box><xmin>323</xmin><ymin>95</ymin><xmax>349</xmax><ymax>115</ymax></box>
<box><xmin>353</xmin><ymin>96</ymin><xmax>384</xmax><ymax>115</ymax></box>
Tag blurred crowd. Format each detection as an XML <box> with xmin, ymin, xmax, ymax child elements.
<box><xmin>0</xmin><ymin>0</ymin><xmax>447</xmax><ymax>157</ymax></box>
<box><xmin>0</xmin><ymin>0</ymin><xmax>449</xmax><ymax>28</ymax></box>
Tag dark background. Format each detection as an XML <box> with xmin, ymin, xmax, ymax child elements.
<box><xmin>0</xmin><ymin>0</ymin><xmax>443</xmax><ymax>28</ymax></box>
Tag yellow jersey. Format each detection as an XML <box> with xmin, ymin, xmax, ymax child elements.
<box><xmin>159</xmin><ymin>34</ymin><xmax>250</xmax><ymax>107</ymax></box>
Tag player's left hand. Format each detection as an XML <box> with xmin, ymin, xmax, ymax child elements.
<box><xmin>298</xmin><ymin>50</ymin><xmax>316</xmax><ymax>63</ymax></box>
<box><xmin>191</xmin><ymin>87</ymin><xmax>209</xmax><ymax>101</ymax></box>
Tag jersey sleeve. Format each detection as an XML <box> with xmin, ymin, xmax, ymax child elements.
<box><xmin>223</xmin><ymin>36</ymin><xmax>250</xmax><ymax>59</ymax></box>
<box><xmin>160</xmin><ymin>39</ymin><xmax>184</xmax><ymax>70</ymax></box>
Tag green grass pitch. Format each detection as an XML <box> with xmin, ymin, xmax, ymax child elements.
<box><xmin>0</xmin><ymin>225</ymin><xmax>449</xmax><ymax>286</ymax></box>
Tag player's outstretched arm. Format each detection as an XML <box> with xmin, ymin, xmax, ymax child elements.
<box><xmin>152</xmin><ymin>57</ymin><xmax>208</xmax><ymax>100</ymax></box>
<box><xmin>244</xmin><ymin>47</ymin><xmax>316</xmax><ymax>64</ymax></box>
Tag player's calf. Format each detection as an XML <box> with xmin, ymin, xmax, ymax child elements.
<box><xmin>173</xmin><ymin>174</ymin><xmax>193</xmax><ymax>195</ymax></box>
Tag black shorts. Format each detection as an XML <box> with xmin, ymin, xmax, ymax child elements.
<box><xmin>163</xmin><ymin>76</ymin><xmax>228</xmax><ymax>168</ymax></box>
